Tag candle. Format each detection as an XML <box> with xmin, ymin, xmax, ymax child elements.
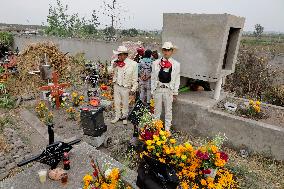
<box><xmin>38</xmin><ymin>169</ymin><xmax>47</xmax><ymax>183</ymax></box>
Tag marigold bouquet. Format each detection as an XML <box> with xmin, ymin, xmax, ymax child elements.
<box><xmin>66</xmin><ymin>106</ymin><xmax>76</xmax><ymax>120</ymax></box>
<box><xmin>139</xmin><ymin>121</ymin><xmax>238</xmax><ymax>189</ymax></box>
<box><xmin>71</xmin><ymin>91</ymin><xmax>84</xmax><ymax>107</ymax></box>
<box><xmin>43</xmin><ymin>111</ymin><xmax>54</xmax><ymax>125</ymax></box>
<box><xmin>35</xmin><ymin>101</ymin><xmax>54</xmax><ymax>125</ymax></box>
<box><xmin>35</xmin><ymin>101</ymin><xmax>48</xmax><ymax>118</ymax></box>
<box><xmin>82</xmin><ymin>159</ymin><xmax>132</xmax><ymax>189</ymax></box>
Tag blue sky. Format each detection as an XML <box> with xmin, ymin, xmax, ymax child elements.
<box><xmin>0</xmin><ymin>0</ymin><xmax>283</xmax><ymax>32</ymax></box>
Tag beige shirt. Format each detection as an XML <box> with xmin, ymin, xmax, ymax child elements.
<box><xmin>151</xmin><ymin>57</ymin><xmax>181</xmax><ymax>95</ymax></box>
<box><xmin>108</xmin><ymin>58</ymin><xmax>138</xmax><ymax>92</ymax></box>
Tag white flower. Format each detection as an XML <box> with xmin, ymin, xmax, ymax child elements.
<box><xmin>104</xmin><ymin>168</ymin><xmax>112</xmax><ymax>178</ymax></box>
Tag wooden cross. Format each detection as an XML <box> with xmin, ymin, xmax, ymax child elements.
<box><xmin>40</xmin><ymin>72</ymin><xmax>69</xmax><ymax>109</ymax></box>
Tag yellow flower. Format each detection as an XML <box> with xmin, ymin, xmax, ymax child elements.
<box><xmin>253</xmin><ymin>105</ymin><xmax>261</xmax><ymax>113</ymax></box>
<box><xmin>201</xmin><ymin>179</ymin><xmax>207</xmax><ymax>186</ymax></box>
<box><xmin>181</xmin><ymin>155</ymin><xmax>187</xmax><ymax>161</ymax></box>
<box><xmin>72</xmin><ymin>92</ymin><xmax>78</xmax><ymax>98</ymax></box>
<box><xmin>170</xmin><ymin>139</ymin><xmax>176</xmax><ymax>144</ymax></box>
<box><xmin>145</xmin><ymin>140</ymin><xmax>153</xmax><ymax>146</ymax></box>
<box><xmin>255</xmin><ymin>101</ymin><xmax>261</xmax><ymax>106</ymax></box>
<box><xmin>211</xmin><ymin>145</ymin><xmax>218</xmax><ymax>153</ymax></box>
<box><xmin>162</xmin><ymin>136</ymin><xmax>166</xmax><ymax>141</ymax></box>
<box><xmin>156</xmin><ymin>153</ymin><xmax>160</xmax><ymax>157</ymax></box>
<box><xmin>153</xmin><ymin>135</ymin><xmax>159</xmax><ymax>141</ymax></box>
<box><xmin>79</xmin><ymin>95</ymin><xmax>84</xmax><ymax>101</ymax></box>
<box><xmin>150</xmin><ymin>99</ymin><xmax>155</xmax><ymax>107</ymax></box>
<box><xmin>156</xmin><ymin>141</ymin><xmax>162</xmax><ymax>146</ymax></box>
<box><xmin>147</xmin><ymin>145</ymin><xmax>154</xmax><ymax>151</ymax></box>
<box><xmin>159</xmin><ymin>130</ymin><xmax>165</xmax><ymax>136</ymax></box>
<box><xmin>184</xmin><ymin>142</ymin><xmax>193</xmax><ymax>151</ymax></box>
<box><xmin>83</xmin><ymin>174</ymin><xmax>93</xmax><ymax>183</ymax></box>
<box><xmin>165</xmin><ymin>148</ymin><xmax>171</xmax><ymax>155</ymax></box>
<box><xmin>249</xmin><ymin>100</ymin><xmax>254</xmax><ymax>105</ymax></box>
<box><xmin>159</xmin><ymin>158</ymin><xmax>166</xmax><ymax>163</ymax></box>
<box><xmin>180</xmin><ymin>181</ymin><xmax>189</xmax><ymax>189</ymax></box>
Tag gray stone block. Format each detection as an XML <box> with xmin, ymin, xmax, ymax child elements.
<box><xmin>1</xmin><ymin>142</ymin><xmax>138</xmax><ymax>189</ymax></box>
<box><xmin>163</xmin><ymin>13</ymin><xmax>245</xmax><ymax>82</ymax></box>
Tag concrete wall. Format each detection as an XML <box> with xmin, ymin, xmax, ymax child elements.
<box><xmin>163</xmin><ymin>13</ymin><xmax>245</xmax><ymax>82</ymax></box>
<box><xmin>13</xmin><ymin>35</ymin><xmax>120</xmax><ymax>61</ymax></box>
<box><xmin>173</xmin><ymin>97</ymin><xmax>284</xmax><ymax>160</ymax></box>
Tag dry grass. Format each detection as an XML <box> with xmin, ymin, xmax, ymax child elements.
<box><xmin>0</xmin><ymin>134</ymin><xmax>10</xmax><ymax>153</ymax></box>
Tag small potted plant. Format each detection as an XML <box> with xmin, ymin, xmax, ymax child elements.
<box><xmin>239</xmin><ymin>100</ymin><xmax>264</xmax><ymax>119</ymax></box>
<box><xmin>66</xmin><ymin>106</ymin><xmax>76</xmax><ymax>120</ymax></box>
<box><xmin>35</xmin><ymin>101</ymin><xmax>48</xmax><ymax>119</ymax></box>
<box><xmin>71</xmin><ymin>92</ymin><xmax>84</xmax><ymax>107</ymax></box>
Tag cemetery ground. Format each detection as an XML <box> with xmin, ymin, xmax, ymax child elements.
<box><xmin>0</xmin><ymin>100</ymin><xmax>284</xmax><ymax>188</ymax></box>
<box><xmin>0</xmin><ymin>34</ymin><xmax>283</xmax><ymax>188</ymax></box>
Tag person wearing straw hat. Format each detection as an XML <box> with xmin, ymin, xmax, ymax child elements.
<box><xmin>151</xmin><ymin>42</ymin><xmax>180</xmax><ymax>131</ymax></box>
<box><xmin>108</xmin><ymin>45</ymin><xmax>138</xmax><ymax>125</ymax></box>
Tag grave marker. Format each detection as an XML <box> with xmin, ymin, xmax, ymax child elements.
<box><xmin>39</xmin><ymin>72</ymin><xmax>69</xmax><ymax>109</ymax></box>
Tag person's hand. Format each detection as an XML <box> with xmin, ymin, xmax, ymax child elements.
<box><xmin>173</xmin><ymin>95</ymin><xmax>178</xmax><ymax>101</ymax></box>
<box><xmin>113</xmin><ymin>62</ymin><xmax>117</xmax><ymax>68</ymax></box>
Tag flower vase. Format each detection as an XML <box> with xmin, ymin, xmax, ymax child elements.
<box><xmin>204</xmin><ymin>168</ymin><xmax>218</xmax><ymax>179</ymax></box>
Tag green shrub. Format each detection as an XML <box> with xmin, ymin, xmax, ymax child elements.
<box><xmin>0</xmin><ymin>94</ymin><xmax>15</xmax><ymax>109</ymax></box>
<box><xmin>0</xmin><ymin>32</ymin><xmax>13</xmax><ymax>47</ymax></box>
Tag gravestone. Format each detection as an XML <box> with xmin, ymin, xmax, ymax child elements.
<box><xmin>163</xmin><ymin>13</ymin><xmax>245</xmax><ymax>99</ymax></box>
<box><xmin>0</xmin><ymin>142</ymin><xmax>138</xmax><ymax>189</ymax></box>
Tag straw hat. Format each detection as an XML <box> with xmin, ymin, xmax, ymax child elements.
<box><xmin>113</xmin><ymin>46</ymin><xmax>129</xmax><ymax>55</ymax></box>
<box><xmin>161</xmin><ymin>42</ymin><xmax>178</xmax><ymax>52</ymax></box>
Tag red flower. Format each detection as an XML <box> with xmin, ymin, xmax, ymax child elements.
<box><xmin>140</xmin><ymin>129</ymin><xmax>159</xmax><ymax>141</ymax></box>
<box><xmin>202</xmin><ymin>169</ymin><xmax>211</xmax><ymax>174</ymax></box>
<box><xmin>196</xmin><ymin>150</ymin><xmax>210</xmax><ymax>160</ymax></box>
<box><xmin>219</xmin><ymin>151</ymin><xmax>229</xmax><ymax>162</ymax></box>
<box><xmin>100</xmin><ymin>85</ymin><xmax>108</xmax><ymax>90</ymax></box>
<box><xmin>93</xmin><ymin>170</ymin><xmax>98</xmax><ymax>177</ymax></box>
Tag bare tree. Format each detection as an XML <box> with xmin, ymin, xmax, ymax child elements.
<box><xmin>100</xmin><ymin>0</ymin><xmax>127</xmax><ymax>39</ymax></box>
<box><xmin>253</xmin><ymin>24</ymin><xmax>264</xmax><ymax>39</ymax></box>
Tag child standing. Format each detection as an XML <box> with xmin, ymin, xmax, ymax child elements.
<box><xmin>139</xmin><ymin>49</ymin><xmax>153</xmax><ymax>104</ymax></box>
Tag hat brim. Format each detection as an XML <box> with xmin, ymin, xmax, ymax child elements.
<box><xmin>113</xmin><ymin>50</ymin><xmax>129</xmax><ymax>55</ymax></box>
<box><xmin>160</xmin><ymin>46</ymin><xmax>178</xmax><ymax>53</ymax></box>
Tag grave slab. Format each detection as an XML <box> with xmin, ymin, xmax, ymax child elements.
<box><xmin>19</xmin><ymin>108</ymin><xmax>62</xmax><ymax>142</ymax></box>
<box><xmin>0</xmin><ymin>142</ymin><xmax>138</xmax><ymax>189</ymax></box>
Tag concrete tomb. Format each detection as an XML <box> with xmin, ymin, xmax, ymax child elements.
<box><xmin>163</xmin><ymin>13</ymin><xmax>245</xmax><ymax>99</ymax></box>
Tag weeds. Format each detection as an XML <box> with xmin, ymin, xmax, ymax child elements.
<box><xmin>0</xmin><ymin>94</ymin><xmax>15</xmax><ymax>109</ymax></box>
<box><xmin>0</xmin><ymin>116</ymin><xmax>13</xmax><ymax>133</ymax></box>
